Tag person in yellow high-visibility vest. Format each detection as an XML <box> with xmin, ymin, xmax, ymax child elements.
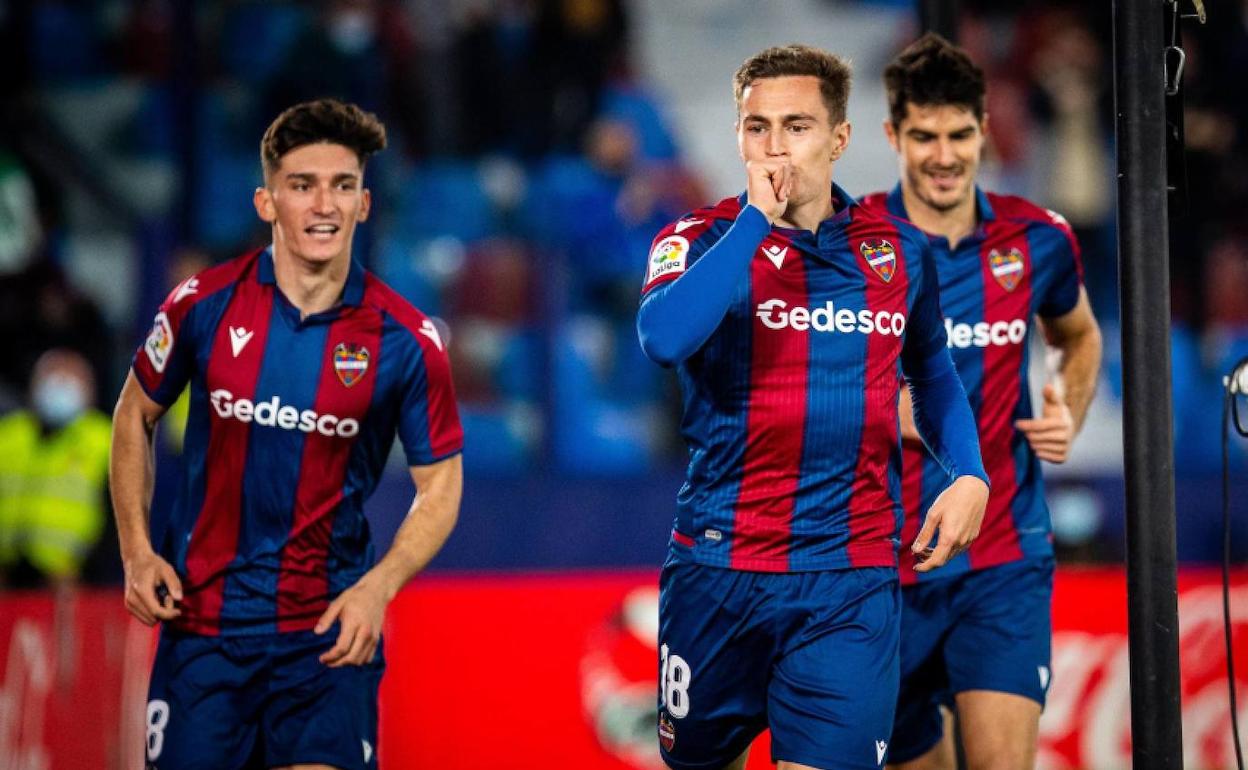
<box><xmin>0</xmin><ymin>348</ymin><xmax>110</xmax><ymax>588</ymax></box>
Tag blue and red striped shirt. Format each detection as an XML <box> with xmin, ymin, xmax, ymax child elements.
<box><xmin>133</xmin><ymin>248</ymin><xmax>462</xmax><ymax>635</ymax></box>
<box><xmin>638</xmin><ymin>187</ymin><xmax>977</xmax><ymax>572</ymax></box>
<box><xmin>861</xmin><ymin>185</ymin><xmax>1083</xmax><ymax>584</ymax></box>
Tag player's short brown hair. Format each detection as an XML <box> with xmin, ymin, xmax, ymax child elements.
<box><xmin>883</xmin><ymin>33</ymin><xmax>986</xmax><ymax>127</ymax></box>
<box><xmin>733</xmin><ymin>45</ymin><xmax>853</xmax><ymax>124</ymax></box>
<box><xmin>260</xmin><ymin>98</ymin><xmax>387</xmax><ymax>178</ymax></box>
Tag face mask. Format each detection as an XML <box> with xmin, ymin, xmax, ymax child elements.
<box><xmin>33</xmin><ymin>375</ymin><xmax>87</xmax><ymax>428</ymax></box>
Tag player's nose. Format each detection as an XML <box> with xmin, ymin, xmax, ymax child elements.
<box><xmin>311</xmin><ymin>185</ymin><xmax>334</xmax><ymax>213</ymax></box>
<box><xmin>766</xmin><ymin>129</ymin><xmax>788</xmax><ymax>157</ymax></box>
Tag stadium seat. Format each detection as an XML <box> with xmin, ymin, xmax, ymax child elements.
<box><xmin>218</xmin><ymin>3</ymin><xmax>311</xmax><ymax>86</ymax></box>
<box><xmin>392</xmin><ymin>162</ymin><xmax>498</xmax><ymax>243</ymax></box>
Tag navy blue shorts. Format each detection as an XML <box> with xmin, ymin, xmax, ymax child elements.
<box><xmin>657</xmin><ymin>558</ymin><xmax>900</xmax><ymax>770</ymax></box>
<box><xmin>889</xmin><ymin>557</ymin><xmax>1053</xmax><ymax>763</ymax></box>
<box><xmin>144</xmin><ymin>627</ymin><xmax>384</xmax><ymax>770</ymax></box>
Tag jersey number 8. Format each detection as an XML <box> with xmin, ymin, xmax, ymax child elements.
<box><xmin>659</xmin><ymin>643</ymin><xmax>692</xmax><ymax>719</ymax></box>
<box><xmin>147</xmin><ymin>699</ymin><xmax>170</xmax><ymax>761</ymax></box>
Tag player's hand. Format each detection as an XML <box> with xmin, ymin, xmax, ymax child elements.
<box><xmin>746</xmin><ymin>159</ymin><xmax>793</xmax><ymax>223</ymax></box>
<box><xmin>122</xmin><ymin>548</ymin><xmax>182</xmax><ymax>625</ymax></box>
<box><xmin>911</xmin><ymin>475</ymin><xmax>989</xmax><ymax>573</ymax></box>
<box><xmin>315</xmin><ymin>578</ymin><xmax>388</xmax><ymax>668</ymax></box>
<box><xmin>1014</xmin><ymin>383</ymin><xmax>1075</xmax><ymax>463</ymax></box>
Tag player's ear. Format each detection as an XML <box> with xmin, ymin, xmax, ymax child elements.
<box><xmin>253</xmin><ymin>187</ymin><xmax>276</xmax><ymax>223</ymax></box>
<box><xmin>357</xmin><ymin>188</ymin><xmax>371</xmax><ymax>223</ymax></box>
<box><xmin>831</xmin><ymin>120</ymin><xmax>851</xmax><ymax>160</ymax></box>
<box><xmin>883</xmin><ymin>119</ymin><xmax>899</xmax><ymax>153</ymax></box>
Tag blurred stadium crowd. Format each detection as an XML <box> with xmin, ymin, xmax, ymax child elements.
<box><xmin>0</xmin><ymin>0</ymin><xmax>1246</xmax><ymax>590</ymax></box>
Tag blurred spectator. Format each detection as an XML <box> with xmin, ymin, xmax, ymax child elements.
<box><xmin>0</xmin><ymin>150</ymin><xmax>42</xmax><ymax>276</ymax></box>
<box><xmin>0</xmin><ymin>349</ymin><xmax>111</xmax><ymax>590</ymax></box>
<box><xmin>0</xmin><ymin>257</ymin><xmax>112</xmax><ymax>410</ymax></box>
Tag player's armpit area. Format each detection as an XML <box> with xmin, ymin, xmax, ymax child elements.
<box><xmin>114</xmin><ymin>371</ymin><xmax>169</xmax><ymax>434</ymax></box>
<box><xmin>1035</xmin><ymin>287</ymin><xmax>1102</xmax><ymax>433</ymax></box>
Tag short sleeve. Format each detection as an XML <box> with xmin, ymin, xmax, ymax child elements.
<box><xmin>1037</xmin><ymin>210</ymin><xmax>1084</xmax><ymax>319</ymax></box>
<box><xmin>132</xmin><ymin>277</ymin><xmax>201</xmax><ymax>406</ymax></box>
<box><xmin>396</xmin><ymin>323</ymin><xmax>464</xmax><ymax>466</ymax></box>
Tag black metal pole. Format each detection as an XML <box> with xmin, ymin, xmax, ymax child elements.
<box><xmin>1113</xmin><ymin>2</ymin><xmax>1184</xmax><ymax>767</ymax></box>
<box><xmin>917</xmin><ymin>0</ymin><xmax>959</xmax><ymax>42</ymax></box>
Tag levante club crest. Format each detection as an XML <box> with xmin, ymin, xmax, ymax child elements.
<box><xmin>333</xmin><ymin>343</ymin><xmax>370</xmax><ymax>387</ymax></box>
<box><xmin>859</xmin><ymin>239</ymin><xmax>897</xmax><ymax>282</ymax></box>
<box><xmin>989</xmin><ymin>248</ymin><xmax>1025</xmax><ymax>292</ymax></box>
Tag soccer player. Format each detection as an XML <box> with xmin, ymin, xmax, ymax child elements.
<box><xmin>636</xmin><ymin>45</ymin><xmax>990</xmax><ymax>770</ymax></box>
<box><xmin>110</xmin><ymin>99</ymin><xmax>463</xmax><ymax>770</ymax></box>
<box><xmin>860</xmin><ymin>34</ymin><xmax>1103</xmax><ymax>770</ymax></box>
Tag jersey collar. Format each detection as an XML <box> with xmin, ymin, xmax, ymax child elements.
<box><xmin>257</xmin><ymin>245</ymin><xmax>366</xmax><ymax>309</ymax></box>
<box><xmin>735</xmin><ymin>183</ymin><xmax>859</xmax><ymax>257</ymax></box>
<box><xmin>886</xmin><ymin>182</ymin><xmax>996</xmax><ymax>225</ymax></box>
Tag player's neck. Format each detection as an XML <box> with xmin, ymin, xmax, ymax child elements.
<box><xmin>271</xmin><ymin>246</ymin><xmax>351</xmax><ymax>319</ymax></box>
<box><xmin>901</xmin><ymin>186</ymin><xmax>978</xmax><ymax>247</ymax></box>
<box><xmin>774</xmin><ymin>193</ymin><xmax>836</xmax><ymax>234</ymax></box>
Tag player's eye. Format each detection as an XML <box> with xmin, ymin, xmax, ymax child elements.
<box><xmin>788</xmin><ymin>124</ymin><xmax>810</xmax><ymax>134</ymax></box>
<box><xmin>746</xmin><ymin>124</ymin><xmax>766</xmax><ymax>135</ymax></box>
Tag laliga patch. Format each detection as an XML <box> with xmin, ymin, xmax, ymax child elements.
<box><xmin>144</xmin><ymin>312</ymin><xmax>173</xmax><ymax>373</ymax></box>
<box><xmin>647</xmin><ymin>235</ymin><xmax>689</xmax><ymax>284</ymax></box>
<box><xmin>333</xmin><ymin>343</ymin><xmax>370</xmax><ymax>387</ymax></box>
<box><xmin>859</xmin><ymin>239</ymin><xmax>896</xmax><ymax>282</ymax></box>
<box><xmin>989</xmin><ymin>248</ymin><xmax>1025</xmax><ymax>291</ymax></box>
<box><xmin>658</xmin><ymin>713</ymin><xmax>676</xmax><ymax>752</ymax></box>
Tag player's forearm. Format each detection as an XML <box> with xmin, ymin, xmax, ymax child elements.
<box><xmin>1051</xmin><ymin>323</ymin><xmax>1102</xmax><ymax>434</ymax></box>
<box><xmin>366</xmin><ymin>456</ymin><xmax>463</xmax><ymax>600</ymax></box>
<box><xmin>110</xmin><ymin>399</ymin><xmax>159</xmax><ymax>560</ymax></box>
<box><xmin>906</xmin><ymin>346</ymin><xmax>988</xmax><ymax>486</ymax></box>
<box><xmin>637</xmin><ymin>205</ymin><xmax>770</xmax><ymax>366</ymax></box>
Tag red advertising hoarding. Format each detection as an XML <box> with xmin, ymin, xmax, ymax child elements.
<box><xmin>2</xmin><ymin>568</ymin><xmax>1246</xmax><ymax>769</ymax></box>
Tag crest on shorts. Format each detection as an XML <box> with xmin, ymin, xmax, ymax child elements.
<box><xmin>859</xmin><ymin>239</ymin><xmax>896</xmax><ymax>283</ymax></box>
<box><xmin>333</xmin><ymin>343</ymin><xmax>370</xmax><ymax>387</ymax></box>
<box><xmin>658</xmin><ymin>713</ymin><xmax>676</xmax><ymax>752</ymax></box>
<box><xmin>989</xmin><ymin>248</ymin><xmax>1025</xmax><ymax>292</ymax></box>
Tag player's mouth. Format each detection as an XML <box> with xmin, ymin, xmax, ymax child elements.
<box><xmin>305</xmin><ymin>224</ymin><xmax>340</xmax><ymax>242</ymax></box>
<box><xmin>924</xmin><ymin>167</ymin><xmax>964</xmax><ymax>194</ymax></box>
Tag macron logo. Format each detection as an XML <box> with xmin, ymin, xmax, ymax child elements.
<box><xmin>172</xmin><ymin>277</ymin><xmax>199</xmax><ymax>304</ymax></box>
<box><xmin>362</xmin><ymin>739</ymin><xmax>373</xmax><ymax>763</ymax></box>
<box><xmin>673</xmin><ymin>218</ymin><xmax>704</xmax><ymax>234</ymax></box>
<box><xmin>229</xmin><ymin>326</ymin><xmax>254</xmax><ymax>357</ymax></box>
<box><xmin>876</xmin><ymin>739</ymin><xmax>888</xmax><ymax>765</ymax></box>
<box><xmin>761</xmin><ymin>244</ymin><xmax>788</xmax><ymax>269</ymax></box>
<box><xmin>419</xmin><ymin>319</ymin><xmax>444</xmax><ymax>351</ymax></box>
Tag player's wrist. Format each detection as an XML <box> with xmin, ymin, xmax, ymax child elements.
<box><xmin>119</xmin><ymin>535</ymin><xmax>157</xmax><ymax>564</ymax></box>
<box><xmin>739</xmin><ymin>202</ymin><xmax>774</xmax><ymax>230</ymax></box>
<box><xmin>953</xmin><ymin>473</ymin><xmax>990</xmax><ymax>494</ymax></box>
